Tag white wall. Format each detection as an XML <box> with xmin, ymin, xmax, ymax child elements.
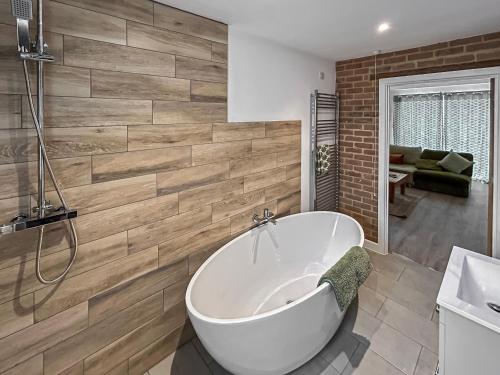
<box><xmin>228</xmin><ymin>28</ymin><xmax>335</xmax><ymax>211</ymax></box>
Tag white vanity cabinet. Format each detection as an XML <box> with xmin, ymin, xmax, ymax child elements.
<box><xmin>437</xmin><ymin>246</ymin><xmax>500</xmax><ymax>375</ymax></box>
<box><xmin>438</xmin><ymin>306</ymin><xmax>500</xmax><ymax>375</ymax></box>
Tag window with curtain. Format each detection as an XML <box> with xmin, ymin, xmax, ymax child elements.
<box><xmin>393</xmin><ymin>91</ymin><xmax>490</xmax><ymax>182</ymax></box>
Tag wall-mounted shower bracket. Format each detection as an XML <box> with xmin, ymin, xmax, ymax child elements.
<box><xmin>0</xmin><ymin>208</ymin><xmax>77</xmax><ymax>236</ymax></box>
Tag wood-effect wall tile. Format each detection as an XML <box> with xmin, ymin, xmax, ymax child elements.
<box><xmin>0</xmin><ymin>195</ymin><xmax>30</xmax><ymax>226</ymax></box>
<box><xmin>33</xmin><ymin>247</ymin><xmax>158</xmax><ymax>321</ymax></box>
<box><xmin>277</xmin><ymin>191</ymin><xmax>301</xmax><ymax>215</ymax></box>
<box><xmin>59</xmin><ymin>362</ymin><xmax>84</xmax><ymax>375</ymax></box>
<box><xmin>252</xmin><ymin>135</ymin><xmax>301</xmax><ymax>154</ymax></box>
<box><xmin>44</xmin><ymin>126</ymin><xmax>127</xmax><ymax>158</ymax></box>
<box><xmin>157</xmin><ymin>161</ymin><xmax>229</xmax><ymax>196</ymax></box>
<box><xmin>88</xmin><ymin>259</ymin><xmax>187</xmax><ymax>326</ymax></box>
<box><xmin>43</xmin><ymin>64</ymin><xmax>91</xmax><ymax>97</ymax></box>
<box><xmin>1</xmin><ymin>354</ymin><xmax>43</xmax><ymax>375</ymax></box>
<box><xmin>153</xmin><ymin>4</ymin><xmax>228</xmax><ymax>44</ymax></box>
<box><xmin>265</xmin><ymin>177</ymin><xmax>301</xmax><ymax>201</ymax></box>
<box><xmin>91</xmin><ymin>70</ymin><xmax>190</xmax><ymax>101</ymax></box>
<box><xmin>64</xmin><ymin>36</ymin><xmax>174</xmax><ymax>76</ymax></box>
<box><xmin>127</xmin><ymin>21</ymin><xmax>212</xmax><ymax>60</ymax></box>
<box><xmin>212</xmin><ymin>42</ymin><xmax>228</xmax><ymax>63</ymax></box>
<box><xmin>230</xmin><ymin>201</ymin><xmax>278</xmax><ymax>235</ymax></box>
<box><xmin>286</xmin><ymin>163</ymin><xmax>301</xmax><ymax>179</ymax></box>
<box><xmin>22</xmin><ymin>97</ymin><xmax>152</xmax><ymax>127</ymax></box>
<box><xmin>277</xmin><ymin>149</ymin><xmax>301</xmax><ymax>167</ymax></box>
<box><xmin>229</xmin><ymin>154</ymin><xmax>278</xmax><ymax>178</ymax></box>
<box><xmin>190</xmin><ymin>81</ymin><xmax>227</xmax><ymax>103</ymax></box>
<box><xmin>178</xmin><ymin>178</ymin><xmax>243</xmax><ymax>213</ymax></box>
<box><xmin>0</xmin><ymin>94</ymin><xmax>21</xmax><ymax>129</ymax></box>
<box><xmin>45</xmin><ymin>1</ymin><xmax>127</xmax><ymax>45</ymax></box>
<box><xmin>0</xmin><ymin>129</ymin><xmax>37</xmax><ymax>164</ymax></box>
<box><xmin>128</xmin><ymin>205</ymin><xmax>212</xmax><ymax>254</ymax></box>
<box><xmin>83</xmin><ymin>302</ymin><xmax>186</xmax><ymax>375</ymax></box>
<box><xmin>0</xmin><ymin>233</ymin><xmax>127</xmax><ymax>306</ymax></box>
<box><xmin>153</xmin><ymin>101</ymin><xmax>227</xmax><ymax>124</ymax></box>
<box><xmin>244</xmin><ymin>167</ymin><xmax>286</xmax><ymax>193</ymax></box>
<box><xmin>55</xmin><ymin>0</ymin><xmax>154</xmax><ymax>24</ymax></box>
<box><xmin>0</xmin><ymin>24</ymin><xmax>17</xmax><ymax>60</ymax></box>
<box><xmin>0</xmin><ymin>222</ymin><xmax>70</xmax><ymax>271</ymax></box>
<box><xmin>128</xmin><ymin>123</ymin><xmax>212</xmax><ymax>151</ymax></box>
<box><xmin>0</xmin><ymin>294</ymin><xmax>33</xmax><ymax>339</ymax></box>
<box><xmin>0</xmin><ymin>61</ymin><xmax>26</xmax><ymax>95</ymax></box>
<box><xmin>265</xmin><ymin>121</ymin><xmax>301</xmax><ymax>137</ymax></box>
<box><xmin>0</xmin><ymin>302</ymin><xmax>88</xmax><ymax>373</ymax></box>
<box><xmin>76</xmin><ymin>194</ymin><xmax>178</xmax><ymax>245</ymax></box>
<box><xmin>213</xmin><ymin>122</ymin><xmax>265</xmax><ymax>142</ymax></box>
<box><xmin>91</xmin><ymin>147</ymin><xmax>191</xmax><ymax>183</ymax></box>
<box><xmin>0</xmin><ymin>157</ymin><xmax>91</xmax><ymax>199</ymax></box>
<box><xmin>192</xmin><ymin>141</ymin><xmax>251</xmax><ymax>166</ymax></box>
<box><xmin>104</xmin><ymin>361</ymin><xmax>128</xmax><ymax>375</ymax></box>
<box><xmin>212</xmin><ymin>189</ymin><xmax>266</xmax><ymax>222</ymax></box>
<box><xmin>128</xmin><ymin>326</ymin><xmax>183</xmax><ymax>375</ymax></box>
<box><xmin>38</xmin><ymin>232</ymin><xmax>129</xmax><ymax>282</ymax></box>
<box><xmin>163</xmin><ymin>278</ymin><xmax>190</xmax><ymax>312</ymax></box>
<box><xmin>176</xmin><ymin>56</ymin><xmax>227</xmax><ymax>83</ymax></box>
<box><xmin>0</xmin><ymin>0</ymin><xmax>15</xmax><ymax>25</ymax></box>
<box><xmin>158</xmin><ymin>219</ymin><xmax>230</xmax><ymax>267</ymax></box>
<box><xmin>43</xmin><ymin>292</ymin><xmax>163</xmax><ymax>375</ymax></box>
<box><xmin>44</xmin><ymin>174</ymin><xmax>157</xmax><ymax>215</ymax></box>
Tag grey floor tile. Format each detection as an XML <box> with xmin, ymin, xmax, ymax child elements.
<box><xmin>363</xmin><ymin>270</ymin><xmax>436</xmax><ymax>319</ymax></box>
<box><xmin>414</xmin><ymin>347</ymin><xmax>438</xmax><ymax>375</ymax></box>
<box><xmin>357</xmin><ymin>285</ymin><xmax>386</xmax><ymax>316</ymax></box>
<box><xmin>340</xmin><ymin>301</ymin><xmax>383</xmax><ymax>340</ymax></box>
<box><xmin>342</xmin><ymin>345</ymin><xmax>404</xmax><ymax>375</ymax></box>
<box><xmin>367</xmin><ymin>252</ymin><xmax>406</xmax><ymax>281</ymax></box>
<box><xmin>369</xmin><ymin>323</ymin><xmax>421</xmax><ymax>375</ymax></box>
<box><xmin>192</xmin><ymin>337</ymin><xmax>214</xmax><ymax>365</ymax></box>
<box><xmin>208</xmin><ymin>361</ymin><xmax>232</xmax><ymax>374</ymax></box>
<box><xmin>397</xmin><ymin>266</ymin><xmax>444</xmax><ymax>297</ymax></box>
<box><xmin>289</xmin><ymin>355</ymin><xmax>340</xmax><ymax>375</ymax></box>
<box><xmin>376</xmin><ymin>298</ymin><xmax>438</xmax><ymax>354</ymax></box>
<box><xmin>320</xmin><ymin>329</ymin><xmax>360</xmax><ymax>373</ymax></box>
<box><xmin>149</xmin><ymin>342</ymin><xmax>210</xmax><ymax>375</ymax></box>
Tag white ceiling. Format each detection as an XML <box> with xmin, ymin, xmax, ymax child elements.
<box><xmin>157</xmin><ymin>0</ymin><xmax>500</xmax><ymax>61</ymax></box>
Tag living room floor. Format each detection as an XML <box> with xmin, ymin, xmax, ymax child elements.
<box><xmin>389</xmin><ymin>181</ymin><xmax>488</xmax><ymax>272</ymax></box>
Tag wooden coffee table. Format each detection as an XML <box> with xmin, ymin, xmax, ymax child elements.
<box><xmin>389</xmin><ymin>172</ymin><xmax>411</xmax><ymax>203</ymax></box>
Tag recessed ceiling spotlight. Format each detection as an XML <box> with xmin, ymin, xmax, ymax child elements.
<box><xmin>378</xmin><ymin>22</ymin><xmax>390</xmax><ymax>33</ymax></box>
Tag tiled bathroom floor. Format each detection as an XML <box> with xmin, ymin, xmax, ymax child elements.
<box><xmin>144</xmin><ymin>251</ymin><xmax>443</xmax><ymax>375</ymax></box>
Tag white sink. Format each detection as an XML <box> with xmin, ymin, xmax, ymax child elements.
<box><xmin>438</xmin><ymin>246</ymin><xmax>500</xmax><ymax>334</ymax></box>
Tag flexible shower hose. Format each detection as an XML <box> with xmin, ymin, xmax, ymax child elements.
<box><xmin>22</xmin><ymin>61</ymin><xmax>79</xmax><ymax>285</ymax></box>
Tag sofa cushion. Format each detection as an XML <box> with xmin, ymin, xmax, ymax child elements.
<box><xmin>421</xmin><ymin>149</ymin><xmax>474</xmax><ymax>177</ymax></box>
<box><xmin>389</xmin><ymin>163</ymin><xmax>417</xmax><ymax>174</ymax></box>
<box><xmin>390</xmin><ymin>145</ymin><xmax>422</xmax><ymax>164</ymax></box>
<box><xmin>390</xmin><ymin>153</ymin><xmax>404</xmax><ymax>164</ymax></box>
<box><xmin>415</xmin><ymin>158</ymin><xmax>443</xmax><ymax>171</ymax></box>
<box><xmin>437</xmin><ymin>151</ymin><xmax>474</xmax><ymax>174</ymax></box>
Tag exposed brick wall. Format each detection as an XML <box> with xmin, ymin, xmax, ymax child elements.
<box><xmin>336</xmin><ymin>31</ymin><xmax>500</xmax><ymax>242</ymax></box>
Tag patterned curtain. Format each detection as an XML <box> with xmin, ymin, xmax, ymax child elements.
<box><xmin>443</xmin><ymin>92</ymin><xmax>490</xmax><ymax>182</ymax></box>
<box><xmin>393</xmin><ymin>91</ymin><xmax>490</xmax><ymax>182</ymax></box>
<box><xmin>393</xmin><ymin>94</ymin><xmax>442</xmax><ymax>150</ymax></box>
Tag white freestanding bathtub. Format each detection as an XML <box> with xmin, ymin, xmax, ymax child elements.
<box><xmin>186</xmin><ymin>212</ymin><xmax>364</xmax><ymax>375</ymax></box>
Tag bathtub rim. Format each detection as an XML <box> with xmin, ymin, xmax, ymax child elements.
<box><xmin>186</xmin><ymin>211</ymin><xmax>364</xmax><ymax>325</ymax></box>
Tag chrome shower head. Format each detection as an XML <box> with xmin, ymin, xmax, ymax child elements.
<box><xmin>11</xmin><ymin>0</ymin><xmax>32</xmax><ymax>53</ymax></box>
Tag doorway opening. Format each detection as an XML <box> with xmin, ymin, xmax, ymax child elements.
<box><xmin>378</xmin><ymin>68</ymin><xmax>500</xmax><ymax>270</ymax></box>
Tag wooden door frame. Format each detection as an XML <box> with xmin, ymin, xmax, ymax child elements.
<box><xmin>376</xmin><ymin>67</ymin><xmax>500</xmax><ymax>258</ymax></box>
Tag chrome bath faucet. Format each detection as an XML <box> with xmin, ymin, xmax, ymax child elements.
<box><xmin>252</xmin><ymin>208</ymin><xmax>277</xmax><ymax>227</ymax></box>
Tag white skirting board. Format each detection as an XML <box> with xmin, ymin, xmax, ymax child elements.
<box><xmin>363</xmin><ymin>239</ymin><xmax>384</xmax><ymax>254</ymax></box>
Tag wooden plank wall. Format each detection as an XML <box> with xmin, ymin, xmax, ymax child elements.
<box><xmin>0</xmin><ymin>1</ymin><xmax>302</xmax><ymax>373</ymax></box>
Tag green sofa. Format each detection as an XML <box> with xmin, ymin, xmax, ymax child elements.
<box><xmin>389</xmin><ymin>146</ymin><xmax>473</xmax><ymax>198</ymax></box>
<box><xmin>413</xmin><ymin>149</ymin><xmax>473</xmax><ymax>198</ymax></box>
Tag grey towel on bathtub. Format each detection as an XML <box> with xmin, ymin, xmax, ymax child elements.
<box><xmin>318</xmin><ymin>246</ymin><xmax>373</xmax><ymax>312</ymax></box>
